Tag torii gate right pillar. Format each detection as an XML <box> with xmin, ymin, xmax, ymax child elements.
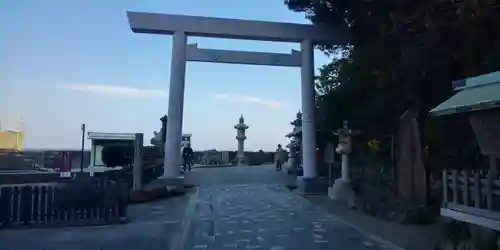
<box><xmin>296</xmin><ymin>39</ymin><xmax>329</xmax><ymax>194</ymax></box>
<box><xmin>300</xmin><ymin>39</ymin><xmax>316</xmax><ymax>179</ymax></box>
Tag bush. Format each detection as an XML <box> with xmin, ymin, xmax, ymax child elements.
<box><xmin>102</xmin><ymin>145</ymin><xmax>134</xmax><ymax>168</ymax></box>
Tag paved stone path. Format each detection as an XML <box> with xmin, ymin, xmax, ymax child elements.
<box><xmin>185</xmin><ymin>164</ymin><xmax>294</xmax><ymax>187</ymax></box>
<box><xmin>0</xmin><ymin>165</ymin><xmax>400</xmax><ymax>250</ymax></box>
<box><xmin>181</xmin><ymin>184</ymin><xmax>393</xmax><ymax>250</ymax></box>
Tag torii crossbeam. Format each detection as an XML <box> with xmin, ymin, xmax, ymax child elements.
<box><xmin>186</xmin><ymin>43</ymin><xmax>301</xmax><ymax>67</ymax></box>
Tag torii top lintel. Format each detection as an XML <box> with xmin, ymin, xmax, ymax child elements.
<box><xmin>126</xmin><ymin>11</ymin><xmax>349</xmax><ymax>45</ymax></box>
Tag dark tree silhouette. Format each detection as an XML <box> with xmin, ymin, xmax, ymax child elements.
<box><xmin>285</xmin><ymin>0</ymin><xmax>500</xmax><ymax>166</ymax></box>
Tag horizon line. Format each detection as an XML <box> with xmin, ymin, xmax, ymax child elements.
<box><xmin>22</xmin><ymin>147</ymin><xmax>278</xmax><ymax>152</ymax></box>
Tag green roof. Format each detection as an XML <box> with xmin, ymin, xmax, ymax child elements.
<box><xmin>430</xmin><ymin>71</ymin><xmax>500</xmax><ymax>116</ymax></box>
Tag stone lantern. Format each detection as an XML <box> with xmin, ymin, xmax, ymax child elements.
<box><xmin>234</xmin><ymin>115</ymin><xmax>249</xmax><ymax>166</ymax></box>
<box><xmin>328</xmin><ymin>120</ymin><xmax>360</xmax><ymax>201</ymax></box>
<box><xmin>285</xmin><ymin>111</ymin><xmax>303</xmax><ymax>171</ymax></box>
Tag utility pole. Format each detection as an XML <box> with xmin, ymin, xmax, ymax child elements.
<box><xmin>80</xmin><ymin>124</ymin><xmax>86</xmax><ymax>173</ymax></box>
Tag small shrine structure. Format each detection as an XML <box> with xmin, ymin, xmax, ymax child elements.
<box><xmin>430</xmin><ymin>71</ymin><xmax>500</xmax><ymax>231</ymax></box>
<box><xmin>87</xmin><ymin>132</ymin><xmax>137</xmax><ymax>176</ymax></box>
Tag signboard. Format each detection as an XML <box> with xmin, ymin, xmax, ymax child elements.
<box><xmin>324</xmin><ymin>142</ymin><xmax>335</xmax><ymax>164</ymax></box>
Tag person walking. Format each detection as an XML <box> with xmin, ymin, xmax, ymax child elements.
<box><xmin>182</xmin><ymin>143</ymin><xmax>194</xmax><ymax>172</ymax></box>
<box><xmin>275</xmin><ymin>144</ymin><xmax>285</xmax><ymax>171</ymax></box>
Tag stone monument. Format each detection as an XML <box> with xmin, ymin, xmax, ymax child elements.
<box><xmin>234</xmin><ymin>115</ymin><xmax>249</xmax><ymax>166</ymax></box>
<box><xmin>160</xmin><ymin>115</ymin><xmax>168</xmax><ymax>143</ymax></box>
<box><xmin>328</xmin><ymin>121</ymin><xmax>359</xmax><ymax>202</ymax></box>
<box><xmin>324</xmin><ymin>141</ymin><xmax>336</xmax><ymax>185</ymax></box>
<box><xmin>150</xmin><ymin>115</ymin><xmax>168</xmax><ymax>147</ymax></box>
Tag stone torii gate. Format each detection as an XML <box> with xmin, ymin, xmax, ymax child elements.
<box><xmin>126</xmin><ymin>11</ymin><xmax>348</xmax><ymax>192</ymax></box>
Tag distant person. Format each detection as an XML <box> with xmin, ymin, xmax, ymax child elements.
<box><xmin>275</xmin><ymin>144</ymin><xmax>285</xmax><ymax>171</ymax></box>
<box><xmin>182</xmin><ymin>143</ymin><xmax>194</xmax><ymax>172</ymax></box>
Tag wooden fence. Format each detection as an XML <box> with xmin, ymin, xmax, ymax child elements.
<box><xmin>0</xmin><ymin>179</ymin><xmax>128</xmax><ymax>229</ymax></box>
<box><xmin>442</xmin><ymin>169</ymin><xmax>500</xmax><ymax>230</ymax></box>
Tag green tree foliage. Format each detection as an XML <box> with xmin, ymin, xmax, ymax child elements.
<box><xmin>286</xmin><ymin>0</ymin><xmax>500</xmax><ymax>166</ymax></box>
<box><xmin>101</xmin><ymin>145</ymin><xmax>134</xmax><ymax>168</ymax></box>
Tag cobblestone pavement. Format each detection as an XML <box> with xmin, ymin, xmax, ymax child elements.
<box><xmin>185</xmin><ymin>164</ymin><xmax>295</xmax><ymax>187</ymax></box>
<box><xmin>181</xmin><ymin>184</ymin><xmax>394</xmax><ymax>250</ymax></box>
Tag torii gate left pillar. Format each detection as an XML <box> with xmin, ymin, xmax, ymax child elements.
<box><xmin>127</xmin><ymin>11</ymin><xmax>348</xmax><ymax>193</ymax></box>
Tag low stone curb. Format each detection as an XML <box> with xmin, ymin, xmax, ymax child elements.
<box><xmin>192</xmin><ymin>164</ymin><xmax>235</xmax><ymax>169</ymax></box>
<box><xmin>169</xmin><ymin>187</ymin><xmax>199</xmax><ymax>250</ymax></box>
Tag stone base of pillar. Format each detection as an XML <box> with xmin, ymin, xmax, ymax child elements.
<box><xmin>296</xmin><ymin>176</ymin><xmax>328</xmax><ymax>194</ymax></box>
<box><xmin>147</xmin><ymin>175</ymin><xmax>185</xmax><ymax>192</ymax></box>
<box><xmin>328</xmin><ymin>178</ymin><xmax>355</xmax><ymax>202</ymax></box>
<box><xmin>286</xmin><ymin>158</ymin><xmax>295</xmax><ymax>170</ymax></box>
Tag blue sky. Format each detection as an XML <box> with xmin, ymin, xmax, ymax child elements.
<box><xmin>0</xmin><ymin>0</ymin><xmax>332</xmax><ymax>151</ymax></box>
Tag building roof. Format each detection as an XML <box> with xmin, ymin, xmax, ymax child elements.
<box><xmin>430</xmin><ymin>71</ymin><xmax>500</xmax><ymax>116</ymax></box>
<box><xmin>87</xmin><ymin>132</ymin><xmax>137</xmax><ymax>141</ymax></box>
<box><xmin>285</xmin><ymin>128</ymin><xmax>330</xmax><ymax>138</ymax></box>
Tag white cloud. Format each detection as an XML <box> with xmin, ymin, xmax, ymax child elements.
<box><xmin>213</xmin><ymin>93</ymin><xmax>286</xmax><ymax>109</ymax></box>
<box><xmin>60</xmin><ymin>84</ymin><xmax>167</xmax><ymax>98</ymax></box>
